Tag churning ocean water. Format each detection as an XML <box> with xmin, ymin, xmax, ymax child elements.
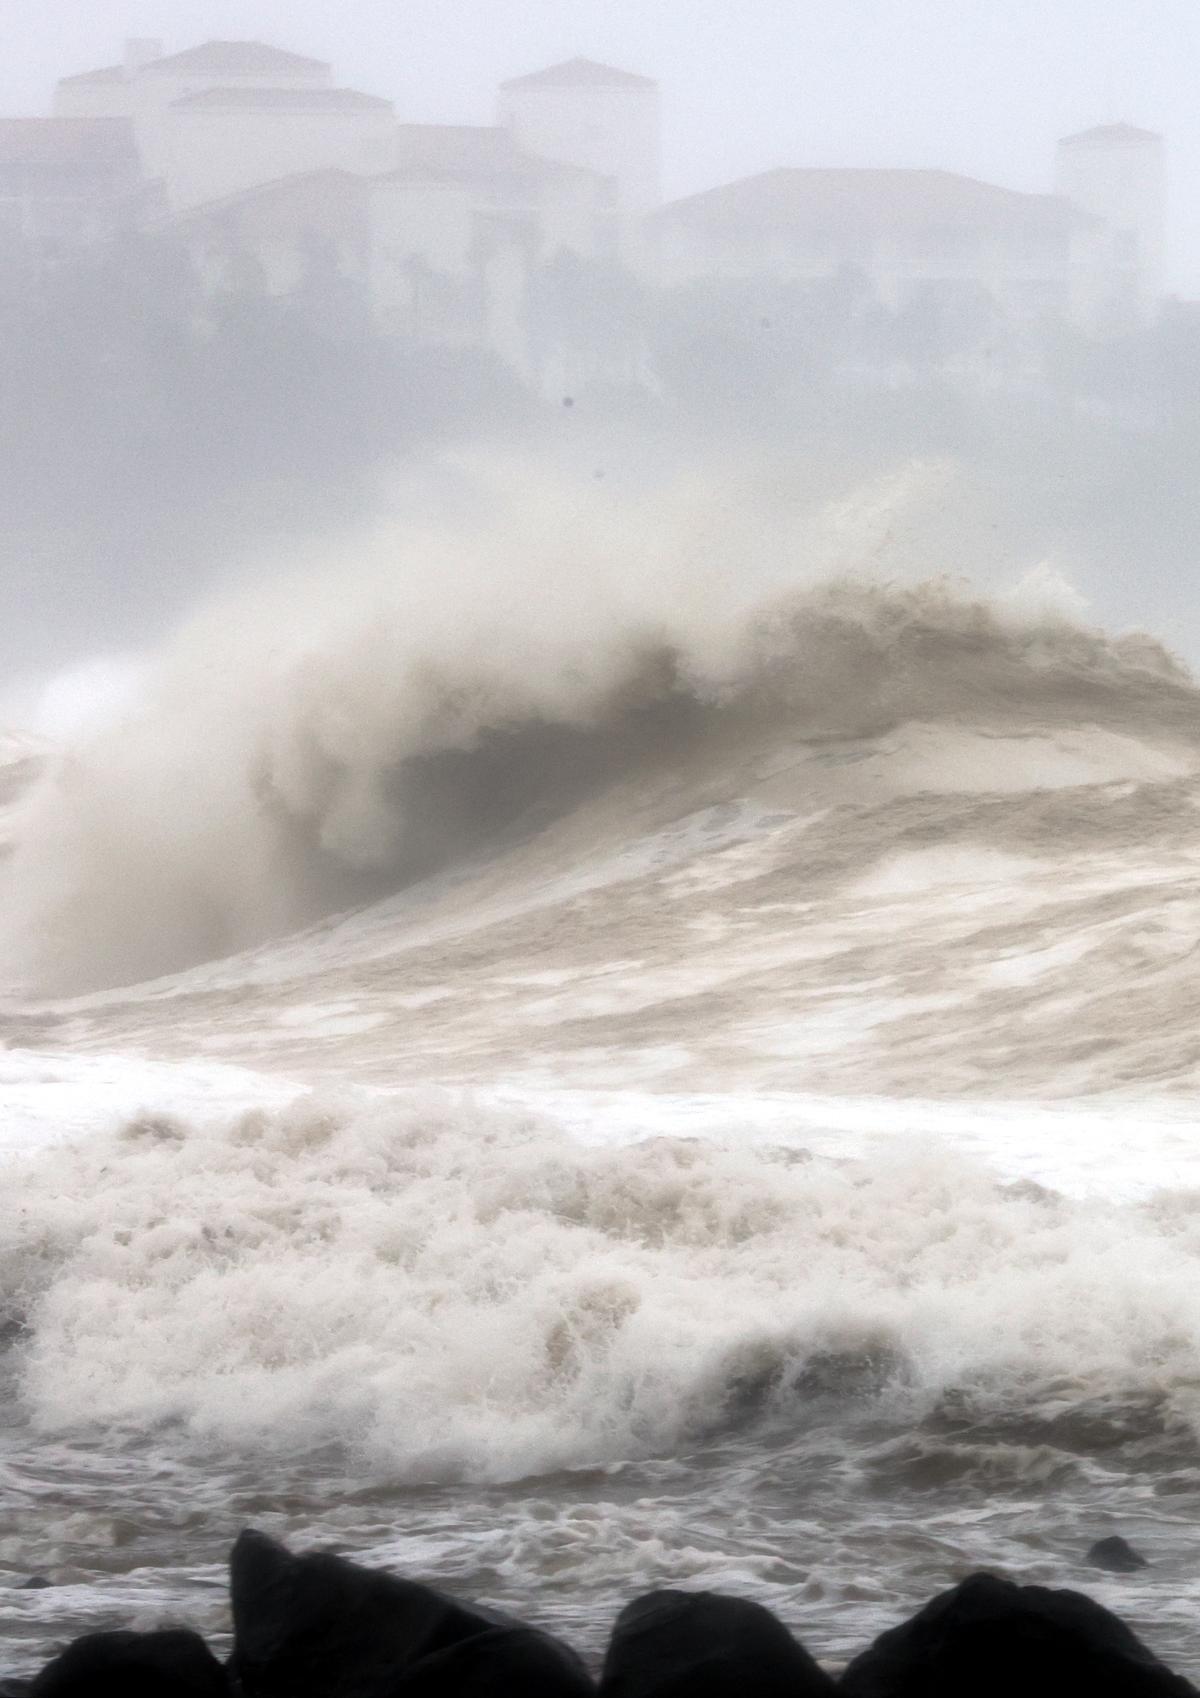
<box><xmin>4</xmin><ymin>480</ymin><xmax>1200</xmax><ymax>1679</ymax></box>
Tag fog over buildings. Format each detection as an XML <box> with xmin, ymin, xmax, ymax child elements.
<box><xmin>3</xmin><ymin>2</ymin><xmax>1197</xmax><ymax>279</ymax></box>
<box><xmin>5</xmin><ymin>6</ymin><xmax>1200</xmax><ymax>222</ymax></box>
<box><xmin>0</xmin><ymin>2</ymin><xmax>1196</xmax><ymax>677</ymax></box>
<box><xmin>0</xmin><ymin>26</ymin><xmax>1181</xmax><ymax>381</ymax></box>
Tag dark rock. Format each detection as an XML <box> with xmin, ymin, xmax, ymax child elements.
<box><xmin>599</xmin><ymin>1589</ymin><xmax>836</xmax><ymax>1698</ymax></box>
<box><xmin>840</xmin><ymin>1571</ymin><xmax>1194</xmax><ymax>1698</ymax></box>
<box><xmin>1090</xmin><ymin>1536</ymin><xmax>1150</xmax><ymax>1574</ymax></box>
<box><xmin>18</xmin><ymin>1578</ymin><xmax>51</xmax><ymax>1591</ymax></box>
<box><xmin>0</xmin><ymin>1680</ymin><xmax>33</xmax><ymax>1697</ymax></box>
<box><xmin>229</xmin><ymin>1527</ymin><xmax>592</xmax><ymax>1698</ymax></box>
<box><xmin>29</xmin><ymin>1628</ymin><xmax>229</xmax><ymax>1696</ymax></box>
<box><xmin>393</xmin><ymin>1624</ymin><xmax>594</xmax><ymax>1695</ymax></box>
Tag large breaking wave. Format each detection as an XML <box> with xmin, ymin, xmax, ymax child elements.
<box><xmin>0</xmin><ymin>459</ymin><xmax>1192</xmax><ymax>995</ymax></box>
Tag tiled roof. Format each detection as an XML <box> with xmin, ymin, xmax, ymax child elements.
<box><xmin>500</xmin><ymin>57</ymin><xmax>655</xmax><ymax>91</ymax></box>
<box><xmin>655</xmin><ymin>168</ymin><xmax>1094</xmax><ymax>231</ymax></box>
<box><xmin>144</xmin><ymin>40</ymin><xmax>330</xmax><ymax>76</ymax></box>
<box><xmin>171</xmin><ymin>87</ymin><xmax>391</xmax><ymax>112</ymax></box>
<box><xmin>0</xmin><ymin>117</ymin><xmax>139</xmax><ymax>166</ymax></box>
<box><xmin>1059</xmin><ymin>123</ymin><xmax>1162</xmax><ymax>149</ymax></box>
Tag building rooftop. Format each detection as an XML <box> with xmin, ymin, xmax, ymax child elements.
<box><xmin>169</xmin><ymin>168</ymin><xmax>366</xmax><ymax>225</ymax></box>
<box><xmin>143</xmin><ymin>40</ymin><xmax>331</xmax><ymax>77</ymax></box>
<box><xmin>1058</xmin><ymin>123</ymin><xmax>1162</xmax><ymax>149</ymax></box>
<box><xmin>57</xmin><ymin>64</ymin><xmax>127</xmax><ymax>87</ymax></box>
<box><xmin>500</xmin><ymin>56</ymin><xmax>655</xmax><ymax>91</ymax></box>
<box><xmin>389</xmin><ymin>124</ymin><xmax>610</xmax><ymax>195</ymax></box>
<box><xmin>655</xmin><ymin>168</ymin><xmax>1095</xmax><ymax>232</ymax></box>
<box><xmin>0</xmin><ymin>117</ymin><xmax>139</xmax><ymax>166</ymax></box>
<box><xmin>170</xmin><ymin>87</ymin><xmax>391</xmax><ymax>113</ymax></box>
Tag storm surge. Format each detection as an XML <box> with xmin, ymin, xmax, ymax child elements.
<box><xmin>0</xmin><ymin>459</ymin><xmax>1192</xmax><ymax>996</ymax></box>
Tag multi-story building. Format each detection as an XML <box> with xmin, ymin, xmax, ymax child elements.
<box><xmin>54</xmin><ymin>40</ymin><xmax>394</xmax><ymax>212</ymax></box>
<box><xmin>0</xmin><ymin>116</ymin><xmax>148</xmax><ymax>272</ymax></box>
<box><xmin>1056</xmin><ymin>124</ymin><xmax>1166</xmax><ymax>326</ymax></box>
<box><xmin>18</xmin><ymin>36</ymin><xmax>1170</xmax><ymax>374</ymax></box>
<box><xmin>649</xmin><ymin>162</ymin><xmax>1158</xmax><ymax>340</ymax></box>
<box><xmin>496</xmin><ymin>57</ymin><xmax>659</xmax><ymax>258</ymax></box>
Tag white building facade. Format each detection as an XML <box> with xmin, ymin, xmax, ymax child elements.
<box><xmin>32</xmin><ymin>37</ymin><xmax>1170</xmax><ymax>373</ymax></box>
<box><xmin>1056</xmin><ymin>124</ymin><xmax>1166</xmax><ymax>326</ymax></box>
<box><xmin>497</xmin><ymin>58</ymin><xmax>659</xmax><ymax>259</ymax></box>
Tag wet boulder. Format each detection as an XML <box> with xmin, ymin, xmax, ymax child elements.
<box><xmin>599</xmin><ymin>1589</ymin><xmax>836</xmax><ymax>1698</ymax></box>
<box><xmin>840</xmin><ymin>1571</ymin><xmax>1195</xmax><ymax>1698</ymax></box>
<box><xmin>390</xmin><ymin>1622</ymin><xmax>595</xmax><ymax>1695</ymax></box>
<box><xmin>1090</xmin><ymin>1537</ymin><xmax>1150</xmax><ymax>1574</ymax></box>
<box><xmin>29</xmin><ymin>1628</ymin><xmax>229</xmax><ymax>1696</ymax></box>
<box><xmin>229</xmin><ymin>1527</ymin><xmax>592</xmax><ymax>1697</ymax></box>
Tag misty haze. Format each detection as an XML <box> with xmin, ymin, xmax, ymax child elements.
<box><xmin>2</xmin><ymin>3</ymin><xmax>1200</xmax><ymax>1692</ymax></box>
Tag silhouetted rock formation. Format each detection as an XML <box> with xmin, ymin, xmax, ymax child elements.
<box><xmin>228</xmin><ymin>1527</ymin><xmax>593</xmax><ymax>1697</ymax></box>
<box><xmin>840</xmin><ymin>1571</ymin><xmax>1195</xmax><ymax>1698</ymax></box>
<box><xmin>28</xmin><ymin>1628</ymin><xmax>229</xmax><ymax>1696</ymax></box>
<box><xmin>599</xmin><ymin>1589</ymin><xmax>837</xmax><ymax>1697</ymax></box>
<box><xmin>13</xmin><ymin>1538</ymin><xmax>1200</xmax><ymax>1698</ymax></box>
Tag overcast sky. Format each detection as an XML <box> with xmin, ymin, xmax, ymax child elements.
<box><xmin>5</xmin><ymin>0</ymin><xmax>1198</xmax><ymax>291</ymax></box>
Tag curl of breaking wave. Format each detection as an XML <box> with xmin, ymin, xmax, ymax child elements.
<box><xmin>0</xmin><ymin>459</ymin><xmax>1188</xmax><ymax>994</ymax></box>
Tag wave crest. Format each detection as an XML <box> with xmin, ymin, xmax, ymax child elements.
<box><xmin>1</xmin><ymin>463</ymin><xmax>1190</xmax><ymax>995</ymax></box>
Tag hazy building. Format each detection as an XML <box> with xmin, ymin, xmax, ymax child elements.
<box><xmin>649</xmin><ymin>167</ymin><xmax>1126</xmax><ymax>338</ymax></box>
<box><xmin>50</xmin><ymin>38</ymin><xmax>164</xmax><ymax>118</ymax></box>
<box><xmin>393</xmin><ymin>123</ymin><xmax>618</xmax><ymax>261</ymax></box>
<box><xmin>173</xmin><ymin>167</ymin><xmax>515</xmax><ymax>352</ymax></box>
<box><xmin>496</xmin><ymin>57</ymin><xmax>659</xmax><ymax>253</ymax></box>
<box><xmin>161</xmin><ymin>86</ymin><xmax>397</xmax><ymax>211</ymax></box>
<box><xmin>53</xmin><ymin>40</ymin><xmax>356</xmax><ymax>210</ymax></box>
<box><xmin>54</xmin><ymin>38</ymin><xmax>333</xmax><ymax>122</ymax></box>
<box><xmin>1056</xmin><ymin>123</ymin><xmax>1166</xmax><ymax>325</ymax></box>
<box><xmin>169</xmin><ymin>133</ymin><xmax>616</xmax><ymax>375</ymax></box>
<box><xmin>0</xmin><ymin>116</ymin><xmax>147</xmax><ymax>269</ymax></box>
<box><xmin>37</xmin><ymin>38</ymin><xmax>1167</xmax><ymax>364</ymax></box>
<box><xmin>29</xmin><ymin>37</ymin><xmax>617</xmax><ymax>380</ymax></box>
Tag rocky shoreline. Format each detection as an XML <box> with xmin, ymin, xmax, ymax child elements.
<box><xmin>1</xmin><ymin>1527</ymin><xmax>1193</xmax><ymax>1696</ymax></box>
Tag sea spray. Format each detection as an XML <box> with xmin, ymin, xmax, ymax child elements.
<box><xmin>0</xmin><ymin>460</ymin><xmax>1187</xmax><ymax>994</ymax></box>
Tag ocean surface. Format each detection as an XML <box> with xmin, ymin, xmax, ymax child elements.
<box><xmin>3</xmin><ymin>518</ymin><xmax>1200</xmax><ymax>1679</ymax></box>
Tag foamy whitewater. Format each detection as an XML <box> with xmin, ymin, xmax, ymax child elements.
<box><xmin>3</xmin><ymin>462</ymin><xmax>1200</xmax><ymax>1677</ymax></box>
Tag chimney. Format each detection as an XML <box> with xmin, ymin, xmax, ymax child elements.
<box><xmin>124</xmin><ymin>38</ymin><xmax>164</xmax><ymax>75</ymax></box>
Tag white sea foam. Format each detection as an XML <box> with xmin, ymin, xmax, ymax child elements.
<box><xmin>5</xmin><ymin>1088</ymin><xmax>1200</xmax><ymax>1483</ymax></box>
